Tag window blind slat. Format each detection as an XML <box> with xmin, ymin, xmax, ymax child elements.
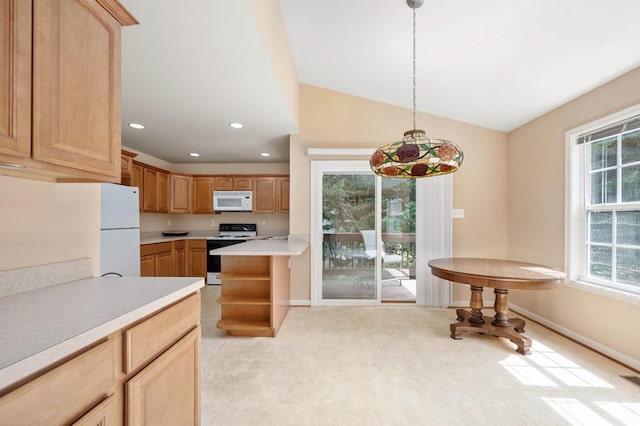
<box><xmin>578</xmin><ymin>115</ymin><xmax>640</xmax><ymax>144</ymax></box>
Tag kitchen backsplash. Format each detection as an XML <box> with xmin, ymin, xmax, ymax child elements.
<box><xmin>140</xmin><ymin>212</ymin><xmax>289</xmax><ymax>236</ymax></box>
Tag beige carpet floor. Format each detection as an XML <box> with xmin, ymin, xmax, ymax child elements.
<box><xmin>200</xmin><ymin>285</ymin><xmax>640</xmax><ymax>425</ymax></box>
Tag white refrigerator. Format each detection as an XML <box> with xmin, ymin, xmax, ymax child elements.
<box><xmin>100</xmin><ymin>183</ymin><xmax>140</xmax><ymax>277</ymax></box>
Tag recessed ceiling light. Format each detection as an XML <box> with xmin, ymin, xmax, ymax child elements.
<box><xmin>189</xmin><ymin>152</ymin><xmax>200</xmax><ymax>157</ymax></box>
<box><xmin>260</xmin><ymin>152</ymin><xmax>270</xmax><ymax>157</ymax></box>
<box><xmin>229</xmin><ymin>122</ymin><xmax>244</xmax><ymax>129</ymax></box>
<box><xmin>128</xmin><ymin>123</ymin><xmax>145</xmax><ymax>129</ymax></box>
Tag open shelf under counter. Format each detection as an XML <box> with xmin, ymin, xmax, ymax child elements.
<box><xmin>216</xmin><ymin>253</ymin><xmax>295</xmax><ymax>337</ymax></box>
<box><xmin>216</xmin><ymin>296</ymin><xmax>270</xmax><ymax>305</ymax></box>
<box><xmin>216</xmin><ymin>318</ymin><xmax>273</xmax><ymax>337</ymax></box>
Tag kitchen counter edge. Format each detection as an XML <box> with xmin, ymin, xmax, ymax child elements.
<box><xmin>140</xmin><ymin>235</ymin><xmax>212</xmax><ymax>245</ymax></box>
<box><xmin>0</xmin><ymin>276</ymin><xmax>204</xmax><ymax>391</ymax></box>
<box><xmin>209</xmin><ymin>239</ymin><xmax>309</xmax><ymax>256</ymax></box>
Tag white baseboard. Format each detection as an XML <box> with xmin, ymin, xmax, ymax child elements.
<box><xmin>510</xmin><ymin>303</ymin><xmax>640</xmax><ymax>372</ymax></box>
<box><xmin>290</xmin><ymin>299</ymin><xmax>311</xmax><ymax>307</ymax></box>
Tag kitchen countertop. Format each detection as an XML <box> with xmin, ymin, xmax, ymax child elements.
<box><xmin>209</xmin><ymin>239</ymin><xmax>308</xmax><ymax>256</ymax></box>
<box><xmin>140</xmin><ymin>234</ymin><xmax>291</xmax><ymax>245</ymax></box>
<box><xmin>0</xmin><ymin>276</ymin><xmax>203</xmax><ymax>390</ymax></box>
<box><xmin>140</xmin><ymin>234</ymin><xmax>214</xmax><ymax>244</ymax></box>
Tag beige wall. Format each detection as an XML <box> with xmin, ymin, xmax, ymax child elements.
<box><xmin>290</xmin><ymin>84</ymin><xmax>508</xmax><ymax>302</ymax></box>
<box><xmin>0</xmin><ymin>176</ymin><xmax>100</xmax><ymax>274</ymax></box>
<box><xmin>251</xmin><ymin>0</ymin><xmax>299</xmax><ymax>127</ymax></box>
<box><xmin>507</xmin><ymin>66</ymin><xmax>640</xmax><ymax>363</ymax></box>
<box><xmin>140</xmin><ymin>212</ymin><xmax>289</xmax><ymax>236</ymax></box>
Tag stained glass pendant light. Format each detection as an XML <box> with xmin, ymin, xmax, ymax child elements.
<box><xmin>370</xmin><ymin>0</ymin><xmax>463</xmax><ymax>178</ymax></box>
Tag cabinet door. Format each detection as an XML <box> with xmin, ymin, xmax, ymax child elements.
<box><xmin>0</xmin><ymin>0</ymin><xmax>31</xmax><ymax>159</ymax></box>
<box><xmin>233</xmin><ymin>176</ymin><xmax>252</xmax><ymax>190</ymax></box>
<box><xmin>120</xmin><ymin>149</ymin><xmax>136</xmax><ymax>182</ymax></box>
<box><xmin>170</xmin><ymin>174</ymin><xmax>192</xmax><ymax>213</ymax></box>
<box><xmin>254</xmin><ymin>177</ymin><xmax>276</xmax><ymax>213</ymax></box>
<box><xmin>140</xmin><ymin>255</ymin><xmax>155</xmax><ymax>277</ymax></box>
<box><xmin>277</xmin><ymin>177</ymin><xmax>290</xmax><ymax>212</ymax></box>
<box><xmin>143</xmin><ymin>168</ymin><xmax>157</xmax><ymax>212</ymax></box>
<box><xmin>131</xmin><ymin>163</ymin><xmax>144</xmax><ymax>210</ymax></box>
<box><xmin>175</xmin><ymin>248</ymin><xmax>186</xmax><ymax>277</ymax></box>
<box><xmin>32</xmin><ymin>0</ymin><xmax>121</xmax><ymax>179</ymax></box>
<box><xmin>193</xmin><ymin>177</ymin><xmax>214</xmax><ymax>214</ymax></box>
<box><xmin>188</xmin><ymin>241</ymin><xmax>207</xmax><ymax>280</ymax></box>
<box><xmin>157</xmin><ymin>171</ymin><xmax>169</xmax><ymax>213</ymax></box>
<box><xmin>214</xmin><ymin>176</ymin><xmax>232</xmax><ymax>191</ymax></box>
<box><xmin>155</xmin><ymin>251</ymin><xmax>174</xmax><ymax>277</ymax></box>
<box><xmin>126</xmin><ymin>327</ymin><xmax>200</xmax><ymax>426</ymax></box>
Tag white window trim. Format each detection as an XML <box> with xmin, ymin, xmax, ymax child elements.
<box><xmin>565</xmin><ymin>103</ymin><xmax>640</xmax><ymax>306</ymax></box>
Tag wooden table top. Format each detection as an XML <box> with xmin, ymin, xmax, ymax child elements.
<box><xmin>428</xmin><ymin>258</ymin><xmax>565</xmax><ymax>290</ymax></box>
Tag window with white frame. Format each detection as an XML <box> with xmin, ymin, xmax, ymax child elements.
<box><xmin>567</xmin><ymin>107</ymin><xmax>640</xmax><ymax>300</ymax></box>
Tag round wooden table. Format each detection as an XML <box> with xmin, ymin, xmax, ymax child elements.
<box><xmin>428</xmin><ymin>258</ymin><xmax>564</xmax><ymax>355</ymax></box>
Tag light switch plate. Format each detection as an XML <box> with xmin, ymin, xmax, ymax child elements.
<box><xmin>452</xmin><ymin>209</ymin><xmax>465</xmax><ymax>219</ymax></box>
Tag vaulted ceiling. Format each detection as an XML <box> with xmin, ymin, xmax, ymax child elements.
<box><xmin>120</xmin><ymin>0</ymin><xmax>640</xmax><ymax>163</ymax></box>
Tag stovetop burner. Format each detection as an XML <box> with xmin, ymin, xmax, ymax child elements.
<box><xmin>214</xmin><ymin>223</ymin><xmax>257</xmax><ymax>239</ymax></box>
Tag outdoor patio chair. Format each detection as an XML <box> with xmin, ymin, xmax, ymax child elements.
<box><xmin>352</xmin><ymin>230</ymin><xmax>402</xmax><ymax>286</ymax></box>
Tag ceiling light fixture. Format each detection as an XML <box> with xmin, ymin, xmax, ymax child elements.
<box><xmin>370</xmin><ymin>0</ymin><xmax>463</xmax><ymax>178</ymax></box>
<box><xmin>260</xmin><ymin>152</ymin><xmax>270</xmax><ymax>157</ymax></box>
<box><xmin>189</xmin><ymin>152</ymin><xmax>200</xmax><ymax>157</ymax></box>
<box><xmin>128</xmin><ymin>123</ymin><xmax>145</xmax><ymax>129</ymax></box>
<box><xmin>229</xmin><ymin>122</ymin><xmax>244</xmax><ymax>129</ymax></box>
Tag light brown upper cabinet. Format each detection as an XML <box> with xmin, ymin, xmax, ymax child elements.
<box><xmin>193</xmin><ymin>176</ymin><xmax>214</xmax><ymax>214</ymax></box>
<box><xmin>214</xmin><ymin>176</ymin><xmax>253</xmax><ymax>191</ymax></box>
<box><xmin>131</xmin><ymin>162</ymin><xmax>144</xmax><ymax>211</ymax></box>
<box><xmin>0</xmin><ymin>0</ymin><xmax>137</xmax><ymax>182</ymax></box>
<box><xmin>0</xmin><ymin>0</ymin><xmax>31</xmax><ymax>160</ymax></box>
<box><xmin>254</xmin><ymin>177</ymin><xmax>276</xmax><ymax>213</ymax></box>
<box><xmin>277</xmin><ymin>177</ymin><xmax>290</xmax><ymax>212</ymax></box>
<box><xmin>254</xmin><ymin>176</ymin><xmax>289</xmax><ymax>214</ymax></box>
<box><xmin>120</xmin><ymin>149</ymin><xmax>137</xmax><ymax>185</ymax></box>
<box><xmin>170</xmin><ymin>174</ymin><xmax>192</xmax><ymax>213</ymax></box>
<box><xmin>142</xmin><ymin>166</ymin><xmax>170</xmax><ymax>213</ymax></box>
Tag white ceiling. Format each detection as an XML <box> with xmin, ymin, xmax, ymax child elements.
<box><xmin>120</xmin><ymin>0</ymin><xmax>640</xmax><ymax>164</ymax></box>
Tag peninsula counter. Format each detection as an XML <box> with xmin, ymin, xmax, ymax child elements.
<box><xmin>210</xmin><ymin>239</ymin><xmax>308</xmax><ymax>337</ymax></box>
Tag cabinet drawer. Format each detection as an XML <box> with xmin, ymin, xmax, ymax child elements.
<box><xmin>189</xmin><ymin>239</ymin><xmax>206</xmax><ymax>249</ymax></box>
<box><xmin>0</xmin><ymin>338</ymin><xmax>116</xmax><ymax>425</ymax></box>
<box><xmin>140</xmin><ymin>242</ymin><xmax>172</xmax><ymax>256</ymax></box>
<box><xmin>124</xmin><ymin>292</ymin><xmax>201</xmax><ymax>374</ymax></box>
<box><xmin>72</xmin><ymin>394</ymin><xmax>118</xmax><ymax>426</ymax></box>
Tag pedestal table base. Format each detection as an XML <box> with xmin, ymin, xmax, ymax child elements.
<box><xmin>450</xmin><ymin>286</ymin><xmax>531</xmax><ymax>355</ymax></box>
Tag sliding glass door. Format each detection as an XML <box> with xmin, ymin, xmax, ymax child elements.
<box><xmin>312</xmin><ymin>161</ymin><xmax>416</xmax><ymax>304</ymax></box>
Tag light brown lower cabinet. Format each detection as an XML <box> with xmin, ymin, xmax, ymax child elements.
<box><xmin>141</xmin><ymin>240</ymin><xmax>207</xmax><ymax>282</ymax></box>
<box><xmin>175</xmin><ymin>240</ymin><xmax>186</xmax><ymax>277</ymax></box>
<box><xmin>0</xmin><ymin>293</ymin><xmax>201</xmax><ymax>425</ymax></box>
<box><xmin>127</xmin><ymin>327</ymin><xmax>200</xmax><ymax>425</ymax></box>
<box><xmin>140</xmin><ymin>242</ymin><xmax>174</xmax><ymax>277</ymax></box>
<box><xmin>187</xmin><ymin>240</ymin><xmax>207</xmax><ymax>283</ymax></box>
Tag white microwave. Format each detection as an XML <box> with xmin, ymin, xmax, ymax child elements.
<box><xmin>213</xmin><ymin>191</ymin><xmax>253</xmax><ymax>212</ymax></box>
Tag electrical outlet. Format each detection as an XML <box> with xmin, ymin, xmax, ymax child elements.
<box><xmin>167</xmin><ymin>219</ymin><xmax>172</xmax><ymax>227</ymax></box>
<box><xmin>452</xmin><ymin>209</ymin><xmax>465</xmax><ymax>219</ymax></box>
<box><xmin>209</xmin><ymin>218</ymin><xmax>215</xmax><ymax>227</ymax></box>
